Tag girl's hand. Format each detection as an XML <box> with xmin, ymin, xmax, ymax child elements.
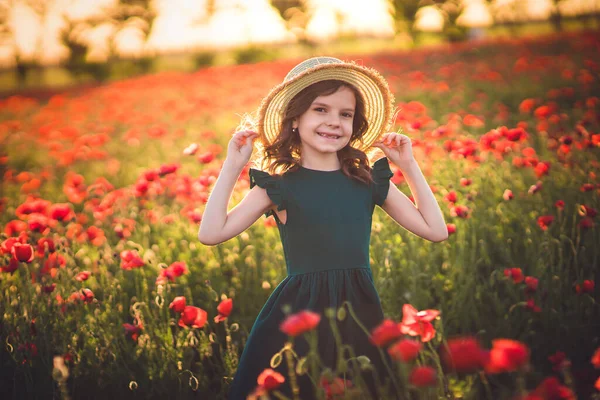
<box><xmin>372</xmin><ymin>132</ymin><xmax>416</xmax><ymax>169</ymax></box>
<box><xmin>225</xmin><ymin>130</ymin><xmax>259</xmax><ymax>170</ymax></box>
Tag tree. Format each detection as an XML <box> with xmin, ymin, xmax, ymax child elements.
<box><xmin>270</xmin><ymin>0</ymin><xmax>310</xmax><ymax>43</ymax></box>
<box><xmin>388</xmin><ymin>0</ymin><xmax>423</xmax><ymax>39</ymax></box>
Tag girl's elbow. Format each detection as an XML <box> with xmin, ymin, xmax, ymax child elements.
<box><xmin>198</xmin><ymin>232</ymin><xmax>221</xmax><ymax>246</ymax></box>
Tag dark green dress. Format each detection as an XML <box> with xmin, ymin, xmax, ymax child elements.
<box><xmin>228</xmin><ymin>157</ymin><xmax>397</xmax><ymax>400</ymax></box>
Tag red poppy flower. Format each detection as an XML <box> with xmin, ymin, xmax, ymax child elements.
<box><xmin>525</xmin><ymin>276</ymin><xmax>538</xmax><ymax>292</ymax></box>
<box><xmin>123</xmin><ymin>323</ymin><xmax>142</xmax><ymax>341</ymax></box>
<box><xmin>370</xmin><ymin>319</ymin><xmax>403</xmax><ymax>347</ymax></box>
<box><xmin>388</xmin><ymin>339</ymin><xmax>422</xmax><ymax>362</ymax></box>
<box><xmin>36</xmin><ymin>237</ymin><xmax>55</xmax><ymax>257</ymax></box>
<box><xmin>120</xmin><ymin>250</ymin><xmax>144</xmax><ymax>270</ymax></box>
<box><xmin>485</xmin><ymin>339</ymin><xmax>530</xmax><ymax>374</ymax></box>
<box><xmin>42</xmin><ymin>284</ymin><xmax>56</xmax><ymax>293</ymax></box>
<box><xmin>548</xmin><ymin>351</ymin><xmax>571</xmax><ymax>372</ymax></box>
<box><xmin>320</xmin><ymin>376</ymin><xmax>353</xmax><ymax>398</ymax></box>
<box><xmin>504</xmin><ymin>268</ymin><xmax>524</xmax><ymax>284</ymax></box>
<box><xmin>82</xmin><ymin>288</ymin><xmax>94</xmax><ymax>303</ymax></box>
<box><xmin>214</xmin><ymin>298</ymin><xmax>233</xmax><ymax>323</ymax></box>
<box><xmin>1</xmin><ymin>237</ymin><xmax>20</xmax><ymax>255</ymax></box>
<box><xmin>158</xmin><ymin>163</ymin><xmax>179</xmax><ymax>176</ymax></box>
<box><xmin>591</xmin><ymin>347</ymin><xmax>600</xmax><ymax>368</ymax></box>
<box><xmin>49</xmin><ymin>203</ymin><xmax>75</xmax><ymax>222</ymax></box>
<box><xmin>537</xmin><ymin>215</ymin><xmax>554</xmax><ymax>231</ymax></box>
<box><xmin>1</xmin><ymin>257</ymin><xmax>19</xmax><ymax>273</ymax></box>
<box><xmin>447</xmin><ymin>223</ymin><xmax>456</xmax><ymax>235</ymax></box>
<box><xmin>178</xmin><ymin>306</ymin><xmax>207</xmax><ymax>329</ymax></box>
<box><xmin>441</xmin><ymin>336</ymin><xmax>488</xmax><ymax>373</ymax></box>
<box><xmin>575</xmin><ymin>279</ymin><xmax>595</xmax><ymax>294</ymax></box>
<box><xmin>257</xmin><ymin>368</ymin><xmax>285</xmax><ymax>391</ymax></box>
<box><xmin>75</xmin><ymin>271</ymin><xmax>91</xmax><ymax>281</ymax></box>
<box><xmin>280</xmin><ymin>310</ymin><xmax>321</xmax><ymax>337</ymax></box>
<box><xmin>529</xmin><ymin>377</ymin><xmax>575</xmax><ymax>400</ymax></box>
<box><xmin>169</xmin><ymin>296</ymin><xmax>186</xmax><ymax>313</ymax></box>
<box><xmin>409</xmin><ymin>366</ymin><xmax>437</xmax><ymax>387</ymax></box>
<box><xmin>157</xmin><ymin>261</ymin><xmax>188</xmax><ymax>285</ymax></box>
<box><xmin>400</xmin><ymin>304</ymin><xmax>439</xmax><ymax>343</ymax></box>
<box><xmin>11</xmin><ymin>242</ymin><xmax>34</xmax><ymax>262</ymax></box>
<box><xmin>578</xmin><ymin>217</ymin><xmax>595</xmax><ymax>230</ymax></box>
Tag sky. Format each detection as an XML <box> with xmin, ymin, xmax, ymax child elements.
<box><xmin>1</xmin><ymin>0</ymin><xmax>598</xmax><ymax>67</ymax></box>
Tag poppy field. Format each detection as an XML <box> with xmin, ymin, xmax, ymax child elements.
<box><xmin>1</xmin><ymin>29</ymin><xmax>600</xmax><ymax>399</ymax></box>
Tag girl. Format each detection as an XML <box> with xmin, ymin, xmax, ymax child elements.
<box><xmin>198</xmin><ymin>57</ymin><xmax>448</xmax><ymax>399</ymax></box>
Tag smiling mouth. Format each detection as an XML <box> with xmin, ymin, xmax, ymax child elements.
<box><xmin>317</xmin><ymin>132</ymin><xmax>341</xmax><ymax>140</ymax></box>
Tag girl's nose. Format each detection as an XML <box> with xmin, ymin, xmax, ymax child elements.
<box><xmin>327</xmin><ymin>115</ymin><xmax>341</xmax><ymax>127</ymax></box>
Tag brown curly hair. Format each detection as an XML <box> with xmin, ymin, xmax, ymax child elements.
<box><xmin>252</xmin><ymin>80</ymin><xmax>376</xmax><ymax>185</ymax></box>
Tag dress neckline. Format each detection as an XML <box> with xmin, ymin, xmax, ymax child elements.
<box><xmin>298</xmin><ymin>165</ymin><xmax>342</xmax><ymax>173</ymax></box>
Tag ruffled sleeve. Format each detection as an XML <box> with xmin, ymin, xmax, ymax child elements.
<box><xmin>371</xmin><ymin>157</ymin><xmax>394</xmax><ymax>207</ymax></box>
<box><xmin>248</xmin><ymin>168</ymin><xmax>287</xmax><ymax>219</ymax></box>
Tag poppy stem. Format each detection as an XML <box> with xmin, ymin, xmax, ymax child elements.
<box><xmin>283</xmin><ymin>342</ymin><xmax>300</xmax><ymax>400</ymax></box>
<box><xmin>341</xmin><ymin>301</ymin><xmax>404</xmax><ymax>399</ymax></box>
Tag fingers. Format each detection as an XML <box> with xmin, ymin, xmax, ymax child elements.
<box><xmin>232</xmin><ymin>130</ymin><xmax>259</xmax><ymax>147</ymax></box>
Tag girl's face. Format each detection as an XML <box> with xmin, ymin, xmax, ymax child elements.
<box><xmin>293</xmin><ymin>85</ymin><xmax>356</xmax><ymax>157</ymax></box>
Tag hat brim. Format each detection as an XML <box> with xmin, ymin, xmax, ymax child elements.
<box><xmin>257</xmin><ymin>61</ymin><xmax>395</xmax><ymax>153</ymax></box>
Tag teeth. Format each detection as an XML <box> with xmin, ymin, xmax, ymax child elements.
<box><xmin>318</xmin><ymin>133</ymin><xmax>339</xmax><ymax>139</ymax></box>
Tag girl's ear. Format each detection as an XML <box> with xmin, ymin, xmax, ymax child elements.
<box><xmin>292</xmin><ymin>119</ymin><xmax>298</xmax><ymax>129</ymax></box>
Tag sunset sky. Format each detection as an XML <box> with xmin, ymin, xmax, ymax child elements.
<box><xmin>1</xmin><ymin>0</ymin><xmax>598</xmax><ymax>67</ymax></box>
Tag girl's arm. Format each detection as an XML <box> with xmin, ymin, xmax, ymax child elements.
<box><xmin>198</xmin><ymin>159</ymin><xmax>273</xmax><ymax>246</ymax></box>
<box><xmin>381</xmin><ymin>160</ymin><xmax>448</xmax><ymax>242</ymax></box>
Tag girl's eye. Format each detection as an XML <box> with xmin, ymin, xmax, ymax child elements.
<box><xmin>314</xmin><ymin>107</ymin><xmax>326</xmax><ymax>112</ymax></box>
<box><xmin>342</xmin><ymin>113</ymin><xmax>353</xmax><ymax>118</ymax></box>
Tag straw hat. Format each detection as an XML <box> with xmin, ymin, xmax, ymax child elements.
<box><xmin>256</xmin><ymin>56</ymin><xmax>395</xmax><ymax>153</ymax></box>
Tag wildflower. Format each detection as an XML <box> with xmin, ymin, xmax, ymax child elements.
<box><xmin>158</xmin><ymin>163</ymin><xmax>179</xmax><ymax>176</ymax></box>
<box><xmin>575</xmin><ymin>280</ymin><xmax>595</xmax><ymax>294</ymax></box>
<box><xmin>178</xmin><ymin>306</ymin><xmax>207</xmax><ymax>329</ymax></box>
<box><xmin>156</xmin><ymin>261</ymin><xmax>188</xmax><ymax>284</ymax></box>
<box><xmin>388</xmin><ymin>339</ymin><xmax>422</xmax><ymax>362</ymax></box>
<box><xmin>504</xmin><ymin>268</ymin><xmax>524</xmax><ymax>284</ymax></box>
<box><xmin>11</xmin><ymin>242</ymin><xmax>34</xmax><ymax>262</ymax></box>
<box><xmin>36</xmin><ymin>237</ymin><xmax>55</xmax><ymax>257</ymax></box>
<box><xmin>591</xmin><ymin>347</ymin><xmax>600</xmax><ymax>368</ymax></box>
<box><xmin>447</xmin><ymin>223</ymin><xmax>456</xmax><ymax>235</ymax></box>
<box><xmin>120</xmin><ymin>250</ymin><xmax>144</xmax><ymax>270</ymax></box>
<box><xmin>409</xmin><ymin>366</ymin><xmax>437</xmax><ymax>387</ymax></box>
<box><xmin>441</xmin><ymin>336</ymin><xmax>488</xmax><ymax>373</ymax></box>
<box><xmin>578</xmin><ymin>217</ymin><xmax>594</xmax><ymax>230</ymax></box>
<box><xmin>198</xmin><ymin>152</ymin><xmax>215</xmax><ymax>164</ymax></box>
<box><xmin>214</xmin><ymin>298</ymin><xmax>233</xmax><ymax>323</ymax></box>
<box><xmin>1</xmin><ymin>257</ymin><xmax>19</xmax><ymax>273</ymax></box>
<box><xmin>548</xmin><ymin>351</ymin><xmax>571</xmax><ymax>372</ymax></box>
<box><xmin>370</xmin><ymin>319</ymin><xmax>402</xmax><ymax>347</ymax></box>
<box><xmin>525</xmin><ymin>276</ymin><xmax>538</xmax><ymax>293</ymax></box>
<box><xmin>528</xmin><ymin>376</ymin><xmax>575</xmax><ymax>400</ymax></box>
<box><xmin>75</xmin><ymin>271</ymin><xmax>91</xmax><ymax>281</ymax></box>
<box><xmin>123</xmin><ymin>323</ymin><xmax>142</xmax><ymax>341</ymax></box>
<box><xmin>258</xmin><ymin>368</ymin><xmax>285</xmax><ymax>390</ymax></box>
<box><xmin>183</xmin><ymin>143</ymin><xmax>199</xmax><ymax>155</ymax></box>
<box><xmin>485</xmin><ymin>339</ymin><xmax>530</xmax><ymax>374</ymax></box>
<box><xmin>526</xmin><ymin>298</ymin><xmax>542</xmax><ymax>313</ymax></box>
<box><xmin>399</xmin><ymin>304</ymin><xmax>440</xmax><ymax>343</ymax></box>
<box><xmin>169</xmin><ymin>296</ymin><xmax>186</xmax><ymax>313</ymax></box>
<box><xmin>280</xmin><ymin>310</ymin><xmax>321</xmax><ymax>337</ymax></box>
<box><xmin>49</xmin><ymin>203</ymin><xmax>75</xmax><ymax>222</ymax></box>
<box><xmin>537</xmin><ymin>215</ymin><xmax>554</xmax><ymax>231</ymax></box>
<box><xmin>320</xmin><ymin>376</ymin><xmax>353</xmax><ymax>398</ymax></box>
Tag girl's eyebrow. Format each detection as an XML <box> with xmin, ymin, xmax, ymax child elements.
<box><xmin>312</xmin><ymin>102</ymin><xmax>355</xmax><ymax>112</ymax></box>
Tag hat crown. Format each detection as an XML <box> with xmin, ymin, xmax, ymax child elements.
<box><xmin>284</xmin><ymin>56</ymin><xmax>343</xmax><ymax>82</ymax></box>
